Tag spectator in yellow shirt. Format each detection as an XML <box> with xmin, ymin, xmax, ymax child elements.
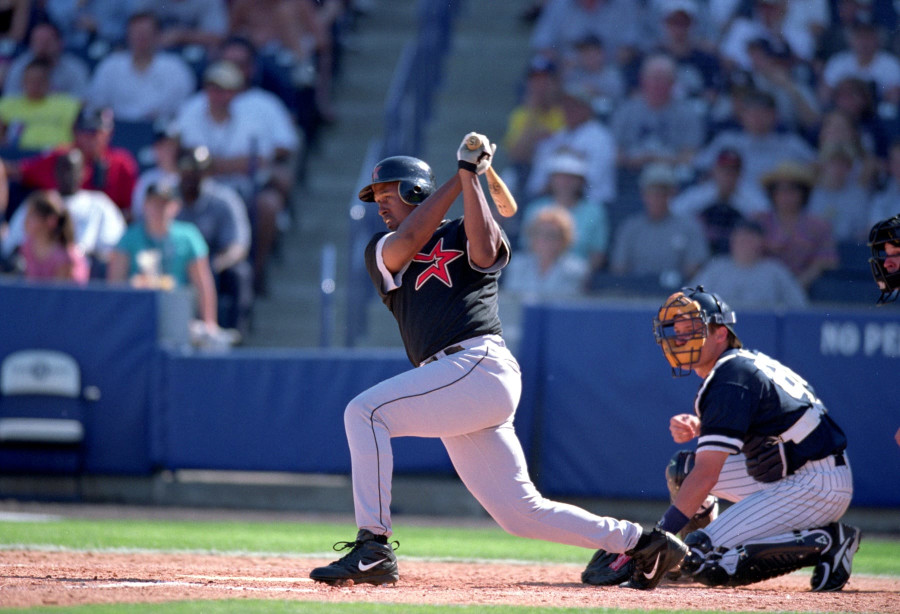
<box><xmin>0</xmin><ymin>57</ymin><xmax>80</xmax><ymax>151</ymax></box>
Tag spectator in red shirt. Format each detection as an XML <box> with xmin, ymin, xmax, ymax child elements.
<box><xmin>3</xmin><ymin>107</ymin><xmax>139</xmax><ymax>216</ymax></box>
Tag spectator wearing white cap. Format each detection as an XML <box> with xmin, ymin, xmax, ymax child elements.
<box><xmin>521</xmin><ymin>148</ymin><xmax>610</xmax><ymax>273</ymax></box>
<box><xmin>173</xmin><ymin>59</ymin><xmax>292</xmax><ymax>294</ymax></box>
<box><xmin>609</xmin><ymin>162</ymin><xmax>709</xmax><ymax>285</ymax></box>
<box><xmin>525</xmin><ymin>81</ymin><xmax>617</xmax><ymax>206</ymax></box>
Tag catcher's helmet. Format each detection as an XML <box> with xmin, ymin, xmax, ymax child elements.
<box><xmin>653</xmin><ymin>286</ymin><xmax>741</xmax><ymax>377</ymax></box>
<box><xmin>358</xmin><ymin>155</ymin><xmax>436</xmax><ymax>205</ymax></box>
<box><xmin>868</xmin><ymin>214</ymin><xmax>900</xmax><ymax>304</ymax></box>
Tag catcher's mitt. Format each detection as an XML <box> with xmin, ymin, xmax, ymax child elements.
<box><xmin>581</xmin><ymin>549</ymin><xmax>635</xmax><ymax>586</ymax></box>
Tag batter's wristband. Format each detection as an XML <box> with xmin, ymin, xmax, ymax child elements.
<box><xmin>658</xmin><ymin>505</ymin><xmax>690</xmax><ymax>535</ymax></box>
<box><xmin>457</xmin><ymin>159</ymin><xmax>478</xmax><ymax>173</ymax></box>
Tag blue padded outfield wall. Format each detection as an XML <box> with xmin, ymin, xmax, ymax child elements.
<box><xmin>1</xmin><ymin>283</ymin><xmax>898</xmax><ymax>507</ymax></box>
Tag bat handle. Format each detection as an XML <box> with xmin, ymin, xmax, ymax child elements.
<box><xmin>465</xmin><ymin>134</ymin><xmax>482</xmax><ymax>150</ymax></box>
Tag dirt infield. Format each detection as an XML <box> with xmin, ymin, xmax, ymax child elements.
<box><xmin>1</xmin><ymin>550</ymin><xmax>898</xmax><ymax>612</ymax></box>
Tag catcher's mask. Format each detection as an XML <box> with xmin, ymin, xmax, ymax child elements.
<box><xmin>653</xmin><ymin>286</ymin><xmax>741</xmax><ymax>377</ymax></box>
<box><xmin>868</xmin><ymin>215</ymin><xmax>900</xmax><ymax>304</ymax></box>
<box><xmin>358</xmin><ymin>155</ymin><xmax>436</xmax><ymax>205</ymax></box>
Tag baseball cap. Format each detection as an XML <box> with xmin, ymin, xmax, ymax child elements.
<box><xmin>561</xmin><ymin>82</ymin><xmax>594</xmax><ymax>107</ymax></box>
<box><xmin>152</xmin><ymin>117</ymin><xmax>179</xmax><ymax>142</ymax></box>
<box><xmin>145</xmin><ymin>176</ymin><xmax>181</xmax><ymax>202</ymax></box>
<box><xmin>74</xmin><ymin>106</ymin><xmax>113</xmax><ymax>132</ymax></box>
<box><xmin>547</xmin><ymin>150</ymin><xmax>589</xmax><ymax>178</ymax></box>
<box><xmin>177</xmin><ymin>145</ymin><xmax>212</xmax><ymax>172</ymax></box>
<box><xmin>732</xmin><ymin>218</ymin><xmax>764</xmax><ymax>235</ymax></box>
<box><xmin>574</xmin><ymin>34</ymin><xmax>604</xmax><ymax>48</ymax></box>
<box><xmin>527</xmin><ymin>55</ymin><xmax>557</xmax><ymax>76</ymax></box>
<box><xmin>663</xmin><ymin>0</ymin><xmax>697</xmax><ymax>19</ymax></box>
<box><xmin>850</xmin><ymin>12</ymin><xmax>878</xmax><ymax>30</ymax></box>
<box><xmin>639</xmin><ymin>162</ymin><xmax>679</xmax><ymax>189</ymax></box>
<box><xmin>204</xmin><ymin>60</ymin><xmax>245</xmax><ymax>90</ymax></box>
<box><xmin>742</xmin><ymin>88</ymin><xmax>777</xmax><ymax>109</ymax></box>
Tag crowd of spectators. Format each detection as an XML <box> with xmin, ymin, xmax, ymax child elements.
<box><xmin>0</xmin><ymin>0</ymin><xmax>355</xmax><ymax>344</ymax></box>
<box><xmin>501</xmin><ymin>0</ymin><xmax>900</xmax><ymax>310</ymax></box>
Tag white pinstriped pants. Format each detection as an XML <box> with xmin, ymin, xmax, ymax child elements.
<box><xmin>703</xmin><ymin>452</ymin><xmax>853</xmax><ymax>549</ymax></box>
<box><xmin>343</xmin><ymin>334</ymin><xmax>642</xmax><ymax>553</ymax></box>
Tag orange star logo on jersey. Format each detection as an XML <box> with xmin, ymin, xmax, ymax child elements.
<box><xmin>413</xmin><ymin>238</ymin><xmax>464</xmax><ymax>290</ymax></box>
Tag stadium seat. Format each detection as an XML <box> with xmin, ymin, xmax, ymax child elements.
<box><xmin>0</xmin><ymin>349</ymin><xmax>91</xmax><ymax>477</ymax></box>
<box><xmin>807</xmin><ymin>269</ymin><xmax>876</xmax><ymax>305</ymax></box>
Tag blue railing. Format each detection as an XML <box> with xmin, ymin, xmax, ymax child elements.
<box><xmin>341</xmin><ymin>0</ymin><xmax>461</xmax><ymax>347</ymax></box>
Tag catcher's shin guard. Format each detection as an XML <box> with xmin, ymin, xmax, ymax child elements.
<box><xmin>682</xmin><ymin>528</ymin><xmax>831</xmax><ymax>587</ymax></box>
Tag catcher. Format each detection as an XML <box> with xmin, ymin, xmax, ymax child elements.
<box><xmin>583</xmin><ymin>286</ymin><xmax>859</xmax><ymax>591</ymax></box>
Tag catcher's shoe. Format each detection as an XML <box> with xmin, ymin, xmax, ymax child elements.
<box><xmin>309</xmin><ymin>529</ymin><xmax>399</xmax><ymax>586</ymax></box>
<box><xmin>810</xmin><ymin>522</ymin><xmax>861</xmax><ymax>592</ymax></box>
<box><xmin>621</xmin><ymin>528</ymin><xmax>689</xmax><ymax>590</ymax></box>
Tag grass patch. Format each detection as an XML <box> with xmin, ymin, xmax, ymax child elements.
<box><xmin>0</xmin><ymin>517</ymin><xmax>897</xmax><ymax>575</ymax></box>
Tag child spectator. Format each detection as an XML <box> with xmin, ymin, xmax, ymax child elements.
<box><xmin>20</xmin><ymin>189</ymin><xmax>89</xmax><ymax>284</ymax></box>
<box><xmin>107</xmin><ymin>177</ymin><xmax>218</xmax><ymax>332</ymax></box>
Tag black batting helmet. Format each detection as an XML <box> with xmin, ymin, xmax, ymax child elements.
<box><xmin>358</xmin><ymin>155</ymin><xmax>435</xmax><ymax>205</ymax></box>
<box><xmin>868</xmin><ymin>214</ymin><xmax>900</xmax><ymax>303</ymax></box>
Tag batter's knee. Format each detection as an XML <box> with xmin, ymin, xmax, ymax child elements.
<box><xmin>344</xmin><ymin>391</ymin><xmax>373</xmax><ymax>429</ymax></box>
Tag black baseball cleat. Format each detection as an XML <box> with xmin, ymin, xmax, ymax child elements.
<box><xmin>309</xmin><ymin>529</ymin><xmax>399</xmax><ymax>586</ymax></box>
<box><xmin>621</xmin><ymin>528</ymin><xmax>689</xmax><ymax>590</ymax></box>
<box><xmin>810</xmin><ymin>522</ymin><xmax>861</xmax><ymax>592</ymax></box>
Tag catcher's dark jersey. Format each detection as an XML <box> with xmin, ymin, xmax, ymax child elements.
<box><xmin>364</xmin><ymin>218</ymin><xmax>510</xmax><ymax>366</ymax></box>
<box><xmin>694</xmin><ymin>348</ymin><xmax>846</xmax><ymax>471</ymax></box>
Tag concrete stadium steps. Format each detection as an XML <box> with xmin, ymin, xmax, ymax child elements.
<box><xmin>245</xmin><ymin>1</ymin><xmax>533</xmax><ymax>348</ymax></box>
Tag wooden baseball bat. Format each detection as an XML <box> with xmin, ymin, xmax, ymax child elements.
<box><xmin>464</xmin><ymin>134</ymin><xmax>518</xmax><ymax>217</ymax></box>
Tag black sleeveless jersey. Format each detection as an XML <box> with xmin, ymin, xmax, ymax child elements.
<box><xmin>694</xmin><ymin>348</ymin><xmax>846</xmax><ymax>467</ymax></box>
<box><xmin>364</xmin><ymin>218</ymin><xmax>509</xmax><ymax>366</ymax></box>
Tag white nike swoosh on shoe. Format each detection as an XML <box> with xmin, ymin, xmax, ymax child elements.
<box><xmin>358</xmin><ymin>558</ymin><xmax>387</xmax><ymax>572</ymax></box>
<box><xmin>643</xmin><ymin>556</ymin><xmax>661</xmax><ymax>580</ymax></box>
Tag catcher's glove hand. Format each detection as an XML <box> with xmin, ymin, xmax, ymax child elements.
<box><xmin>581</xmin><ymin>549</ymin><xmax>635</xmax><ymax>586</ymax></box>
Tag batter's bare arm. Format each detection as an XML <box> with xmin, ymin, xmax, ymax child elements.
<box><xmin>381</xmin><ymin>176</ymin><xmax>462</xmax><ymax>273</ymax></box>
<box><xmin>457</xmin><ymin>132</ymin><xmax>502</xmax><ymax>268</ymax></box>
<box><xmin>459</xmin><ymin>170</ymin><xmax>501</xmax><ymax>268</ymax></box>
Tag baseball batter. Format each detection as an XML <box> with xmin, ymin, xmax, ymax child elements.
<box><xmin>309</xmin><ymin>133</ymin><xmax>688</xmax><ymax>589</ymax></box>
<box><xmin>584</xmin><ymin>286</ymin><xmax>858</xmax><ymax>591</ymax></box>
